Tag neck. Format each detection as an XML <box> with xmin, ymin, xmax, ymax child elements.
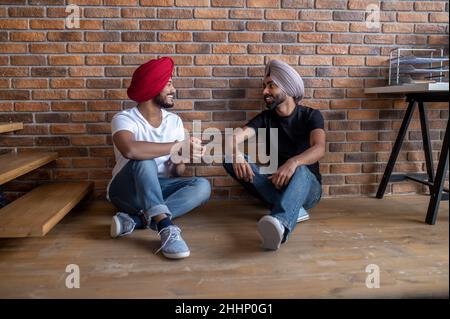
<box><xmin>137</xmin><ymin>100</ymin><xmax>161</xmax><ymax>119</ymax></box>
<box><xmin>275</xmin><ymin>97</ymin><xmax>296</xmax><ymax>117</ymax></box>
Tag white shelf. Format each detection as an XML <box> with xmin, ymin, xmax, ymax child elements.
<box><xmin>364</xmin><ymin>82</ymin><xmax>449</xmax><ymax>94</ymax></box>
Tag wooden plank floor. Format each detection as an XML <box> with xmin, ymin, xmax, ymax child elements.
<box><xmin>0</xmin><ymin>196</ymin><xmax>447</xmax><ymax>298</ymax></box>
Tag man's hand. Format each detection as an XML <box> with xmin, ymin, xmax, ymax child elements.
<box><xmin>170</xmin><ymin>137</ymin><xmax>205</xmax><ymax>163</ymax></box>
<box><xmin>268</xmin><ymin>158</ymin><xmax>297</xmax><ymax>190</ymax></box>
<box><xmin>232</xmin><ymin>154</ymin><xmax>255</xmax><ymax>183</ymax></box>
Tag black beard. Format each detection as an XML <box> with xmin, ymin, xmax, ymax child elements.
<box><xmin>154</xmin><ymin>94</ymin><xmax>174</xmax><ymax>109</ymax></box>
<box><xmin>264</xmin><ymin>93</ymin><xmax>285</xmax><ymax>110</ymax></box>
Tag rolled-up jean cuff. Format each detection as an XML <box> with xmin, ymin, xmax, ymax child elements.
<box><xmin>145</xmin><ymin>204</ymin><xmax>171</xmax><ymax>219</ymax></box>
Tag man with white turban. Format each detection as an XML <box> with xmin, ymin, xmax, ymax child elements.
<box><xmin>223</xmin><ymin>59</ymin><xmax>326</xmax><ymax>251</ymax></box>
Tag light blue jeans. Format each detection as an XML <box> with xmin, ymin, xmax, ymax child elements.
<box><xmin>223</xmin><ymin>158</ymin><xmax>322</xmax><ymax>238</ymax></box>
<box><xmin>108</xmin><ymin>159</ymin><xmax>211</xmax><ymax>229</ymax></box>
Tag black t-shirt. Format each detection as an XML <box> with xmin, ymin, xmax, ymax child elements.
<box><xmin>245</xmin><ymin>105</ymin><xmax>324</xmax><ymax>183</ymax></box>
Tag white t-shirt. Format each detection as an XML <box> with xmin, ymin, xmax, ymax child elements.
<box><xmin>108</xmin><ymin>107</ymin><xmax>185</xmax><ymax>193</ymax></box>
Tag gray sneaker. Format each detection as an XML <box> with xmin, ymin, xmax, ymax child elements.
<box><xmin>257</xmin><ymin>215</ymin><xmax>285</xmax><ymax>250</ymax></box>
<box><xmin>155</xmin><ymin>225</ymin><xmax>190</xmax><ymax>259</ymax></box>
<box><xmin>297</xmin><ymin>207</ymin><xmax>310</xmax><ymax>223</ymax></box>
<box><xmin>110</xmin><ymin>212</ymin><xmax>136</xmax><ymax>238</ymax></box>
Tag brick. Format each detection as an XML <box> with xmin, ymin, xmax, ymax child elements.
<box><xmin>10</xmin><ymin>32</ymin><xmax>46</xmax><ymax>42</ymax></box>
<box><xmin>178</xmin><ymin>67</ymin><xmax>211</xmax><ymax>77</ymax></box>
<box><xmin>282</xmin><ymin>22</ymin><xmax>314</xmax><ymax>31</ymax></box>
<box><xmin>86</xmin><ymin>56</ymin><xmax>120</xmax><ymax>65</ymax></box>
<box><xmin>211</xmin><ymin>0</ymin><xmax>245</xmax><ymax>7</ymax></box>
<box><xmin>176</xmin><ymin>20</ymin><xmax>211</xmax><ymax>30</ymax></box>
<box><xmin>50</xmin><ymin>79</ymin><xmax>84</xmax><ymax>88</ymax></box>
<box><xmin>13</xmin><ymin>79</ymin><xmax>48</xmax><ymax>89</ymax></box>
<box><xmin>30</xmin><ymin>20</ymin><xmax>65</xmax><ymax>29</ymax></box>
<box><xmin>317</xmin><ymin>45</ymin><xmax>348</xmax><ymax>55</ymax></box>
<box><xmin>71</xmin><ymin>136</ymin><xmax>106</xmax><ymax>146</ymax></box>
<box><xmin>193</xmin><ymin>32</ymin><xmax>226</xmax><ymax>42</ymax></box>
<box><xmin>332</xmin><ymin>34</ymin><xmax>363</xmax><ymax>44</ymax></box>
<box><xmin>176</xmin><ymin>0</ymin><xmax>209</xmax><ymax>6</ymax></box>
<box><xmin>230</xmin><ymin>9</ymin><xmax>263</xmax><ymax>19</ymax></box>
<box><xmin>265</xmin><ymin>9</ymin><xmax>297</xmax><ymax>20</ymax></box>
<box><xmin>229</xmin><ymin>32</ymin><xmax>262</xmax><ymax>42</ymax></box>
<box><xmin>299</xmin><ymin>10</ymin><xmax>331</xmax><ymax>20</ymax></box>
<box><xmin>429</xmin><ymin>12</ymin><xmax>449</xmax><ymax>23</ymax></box>
<box><xmin>47</xmin><ymin>32</ymin><xmax>83</xmax><ymax>42</ymax></box>
<box><xmin>30</xmin><ymin>43</ymin><xmax>65</xmax><ymax>54</ymax></box>
<box><xmin>329</xmin><ymin>185</ymin><xmax>360</xmax><ymax>196</ymax></box>
<box><xmin>14</xmin><ymin>102</ymin><xmax>49</xmax><ymax>112</ymax></box>
<box><xmin>51</xmin><ymin>124</ymin><xmax>86</xmax><ymax>134</ymax></box>
<box><xmin>398</xmin><ymin>12</ymin><xmax>429</xmax><ymax>23</ymax></box>
<box><xmin>213</xmin><ymin>44</ymin><xmax>246</xmax><ymax>54</ymax></box>
<box><xmin>230</xmin><ymin>56</ymin><xmax>264</xmax><ymax>65</ymax></box>
<box><xmin>282</xmin><ymin>0</ymin><xmax>313</xmax><ymax>8</ymax></box>
<box><xmin>382</xmin><ymin>23</ymin><xmax>414</xmax><ymax>33</ymax></box>
<box><xmin>316</xmin><ymin>22</ymin><xmax>348</xmax><ymax>32</ymax></box>
<box><xmin>104</xmin><ymin>20</ymin><xmax>139</xmax><ymax>30</ymax></box>
<box><xmin>300</xmin><ymin>56</ymin><xmax>332</xmax><ymax>66</ymax></box>
<box><xmin>334</xmin><ymin>56</ymin><xmax>365</xmax><ymax>66</ymax></box>
<box><xmin>68</xmin><ymin>43</ymin><xmax>103</xmax><ymax>53</ymax></box>
<box><xmin>298</xmin><ymin>33</ymin><xmax>330</xmax><ymax>43</ymax></box>
<box><xmin>84</xmin><ymin>8</ymin><xmax>120</xmax><ymax>18</ymax></box>
<box><xmin>282</xmin><ymin>45</ymin><xmax>314</xmax><ymax>55</ymax></box>
<box><xmin>414</xmin><ymin>1</ymin><xmax>446</xmax><ymax>11</ymax></box>
<box><xmin>158</xmin><ymin>9</ymin><xmax>193</xmax><ymax>19</ymax></box>
<box><xmin>69</xmin><ymin>67</ymin><xmax>104</xmax><ymax>77</ymax></box>
<box><xmin>415</xmin><ymin>24</ymin><xmax>447</xmax><ymax>34</ymax></box>
<box><xmin>121</xmin><ymin>8</ymin><xmax>156</xmax><ymax>18</ymax></box>
<box><xmin>0</xmin><ymin>20</ymin><xmax>28</xmax><ymax>29</ymax></box>
<box><xmin>86</xmin><ymin>32</ymin><xmax>121</xmax><ymax>42</ymax></box>
<box><xmin>195</xmin><ymin>56</ymin><xmax>229</xmax><ymax>65</ymax></box>
<box><xmin>32</xmin><ymin>90</ymin><xmax>67</xmax><ymax>100</ymax></box>
<box><xmin>8</xmin><ymin>6</ymin><xmax>45</xmax><ymax>17</ymax></box>
<box><xmin>350</xmin><ymin>22</ymin><xmax>380</xmax><ymax>33</ymax></box>
<box><xmin>247</xmin><ymin>21</ymin><xmax>280</xmax><ymax>31</ymax></box>
<box><xmin>247</xmin><ymin>0</ymin><xmax>279</xmax><ymax>7</ymax></box>
<box><xmin>104</xmin><ymin>43</ymin><xmax>139</xmax><ymax>53</ymax></box>
<box><xmin>194</xmin><ymin>8</ymin><xmax>228</xmax><ymax>18</ymax></box>
<box><xmin>333</xmin><ymin>11</ymin><xmax>364</xmax><ymax>21</ymax></box>
<box><xmin>213</xmin><ymin>67</ymin><xmax>246</xmax><ymax>77</ymax></box>
<box><xmin>31</xmin><ymin>67</ymin><xmax>67</xmax><ymax>77</ymax></box>
<box><xmin>141</xmin><ymin>0</ymin><xmax>173</xmax><ymax>6</ymax></box>
<box><xmin>263</xmin><ymin>33</ymin><xmax>297</xmax><ymax>43</ymax></box>
<box><xmin>141</xmin><ymin>44</ymin><xmax>175</xmax><ymax>54</ymax></box>
<box><xmin>364</xmin><ymin>35</ymin><xmax>395</xmax><ymax>44</ymax></box>
<box><xmin>48</xmin><ymin>56</ymin><xmax>84</xmax><ymax>65</ymax></box>
<box><xmin>213</xmin><ymin>20</ymin><xmax>246</xmax><ymax>31</ymax></box>
<box><xmin>11</xmin><ymin>56</ymin><xmax>46</xmax><ymax>66</ymax></box>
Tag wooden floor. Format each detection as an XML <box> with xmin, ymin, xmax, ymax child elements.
<box><xmin>0</xmin><ymin>196</ymin><xmax>448</xmax><ymax>298</ymax></box>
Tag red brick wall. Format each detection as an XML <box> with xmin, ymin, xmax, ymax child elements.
<box><xmin>0</xmin><ymin>0</ymin><xmax>448</xmax><ymax>199</ymax></box>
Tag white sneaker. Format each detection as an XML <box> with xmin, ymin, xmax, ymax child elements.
<box><xmin>297</xmin><ymin>207</ymin><xmax>310</xmax><ymax>223</ymax></box>
<box><xmin>257</xmin><ymin>215</ymin><xmax>285</xmax><ymax>250</ymax></box>
<box><xmin>110</xmin><ymin>212</ymin><xmax>136</xmax><ymax>239</ymax></box>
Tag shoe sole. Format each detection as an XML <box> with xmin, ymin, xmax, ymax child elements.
<box><xmin>297</xmin><ymin>214</ymin><xmax>310</xmax><ymax>223</ymax></box>
<box><xmin>110</xmin><ymin>215</ymin><xmax>121</xmax><ymax>239</ymax></box>
<box><xmin>257</xmin><ymin>217</ymin><xmax>283</xmax><ymax>251</ymax></box>
<box><xmin>162</xmin><ymin>251</ymin><xmax>190</xmax><ymax>259</ymax></box>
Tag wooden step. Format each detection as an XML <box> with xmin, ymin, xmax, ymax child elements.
<box><xmin>0</xmin><ymin>122</ymin><xmax>23</xmax><ymax>134</ymax></box>
<box><xmin>0</xmin><ymin>151</ymin><xmax>58</xmax><ymax>186</ymax></box>
<box><xmin>0</xmin><ymin>182</ymin><xmax>93</xmax><ymax>237</ymax></box>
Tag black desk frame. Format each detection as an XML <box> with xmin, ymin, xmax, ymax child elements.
<box><xmin>376</xmin><ymin>91</ymin><xmax>449</xmax><ymax>225</ymax></box>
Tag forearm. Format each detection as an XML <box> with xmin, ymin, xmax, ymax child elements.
<box><xmin>125</xmin><ymin>141</ymin><xmax>178</xmax><ymax>160</ymax></box>
<box><xmin>290</xmin><ymin>144</ymin><xmax>325</xmax><ymax>168</ymax></box>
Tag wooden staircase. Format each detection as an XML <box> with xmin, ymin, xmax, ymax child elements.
<box><xmin>0</xmin><ymin>122</ymin><xmax>93</xmax><ymax>238</ymax></box>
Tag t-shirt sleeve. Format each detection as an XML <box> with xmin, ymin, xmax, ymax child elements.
<box><xmin>175</xmin><ymin>116</ymin><xmax>185</xmax><ymax>141</ymax></box>
<box><xmin>307</xmin><ymin>109</ymin><xmax>325</xmax><ymax>132</ymax></box>
<box><xmin>111</xmin><ymin>113</ymin><xmax>136</xmax><ymax>136</ymax></box>
<box><xmin>245</xmin><ymin>112</ymin><xmax>267</xmax><ymax>132</ymax></box>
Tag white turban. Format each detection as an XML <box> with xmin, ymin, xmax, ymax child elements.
<box><xmin>264</xmin><ymin>59</ymin><xmax>304</xmax><ymax>102</ymax></box>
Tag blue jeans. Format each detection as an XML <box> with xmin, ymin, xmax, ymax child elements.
<box><xmin>223</xmin><ymin>158</ymin><xmax>322</xmax><ymax>238</ymax></box>
<box><xmin>108</xmin><ymin>159</ymin><xmax>211</xmax><ymax>229</ymax></box>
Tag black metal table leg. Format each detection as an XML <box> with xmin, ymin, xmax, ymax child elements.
<box><xmin>418</xmin><ymin>101</ymin><xmax>435</xmax><ymax>192</ymax></box>
<box><xmin>425</xmin><ymin>120</ymin><xmax>449</xmax><ymax>225</ymax></box>
<box><xmin>376</xmin><ymin>99</ymin><xmax>416</xmax><ymax>198</ymax></box>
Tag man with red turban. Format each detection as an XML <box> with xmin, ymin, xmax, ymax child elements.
<box><xmin>107</xmin><ymin>57</ymin><xmax>211</xmax><ymax>259</ymax></box>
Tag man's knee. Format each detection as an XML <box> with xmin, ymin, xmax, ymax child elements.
<box><xmin>130</xmin><ymin>159</ymin><xmax>158</xmax><ymax>173</ymax></box>
<box><xmin>192</xmin><ymin>177</ymin><xmax>211</xmax><ymax>203</ymax></box>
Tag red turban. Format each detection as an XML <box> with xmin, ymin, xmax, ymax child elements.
<box><xmin>127</xmin><ymin>57</ymin><xmax>174</xmax><ymax>103</ymax></box>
